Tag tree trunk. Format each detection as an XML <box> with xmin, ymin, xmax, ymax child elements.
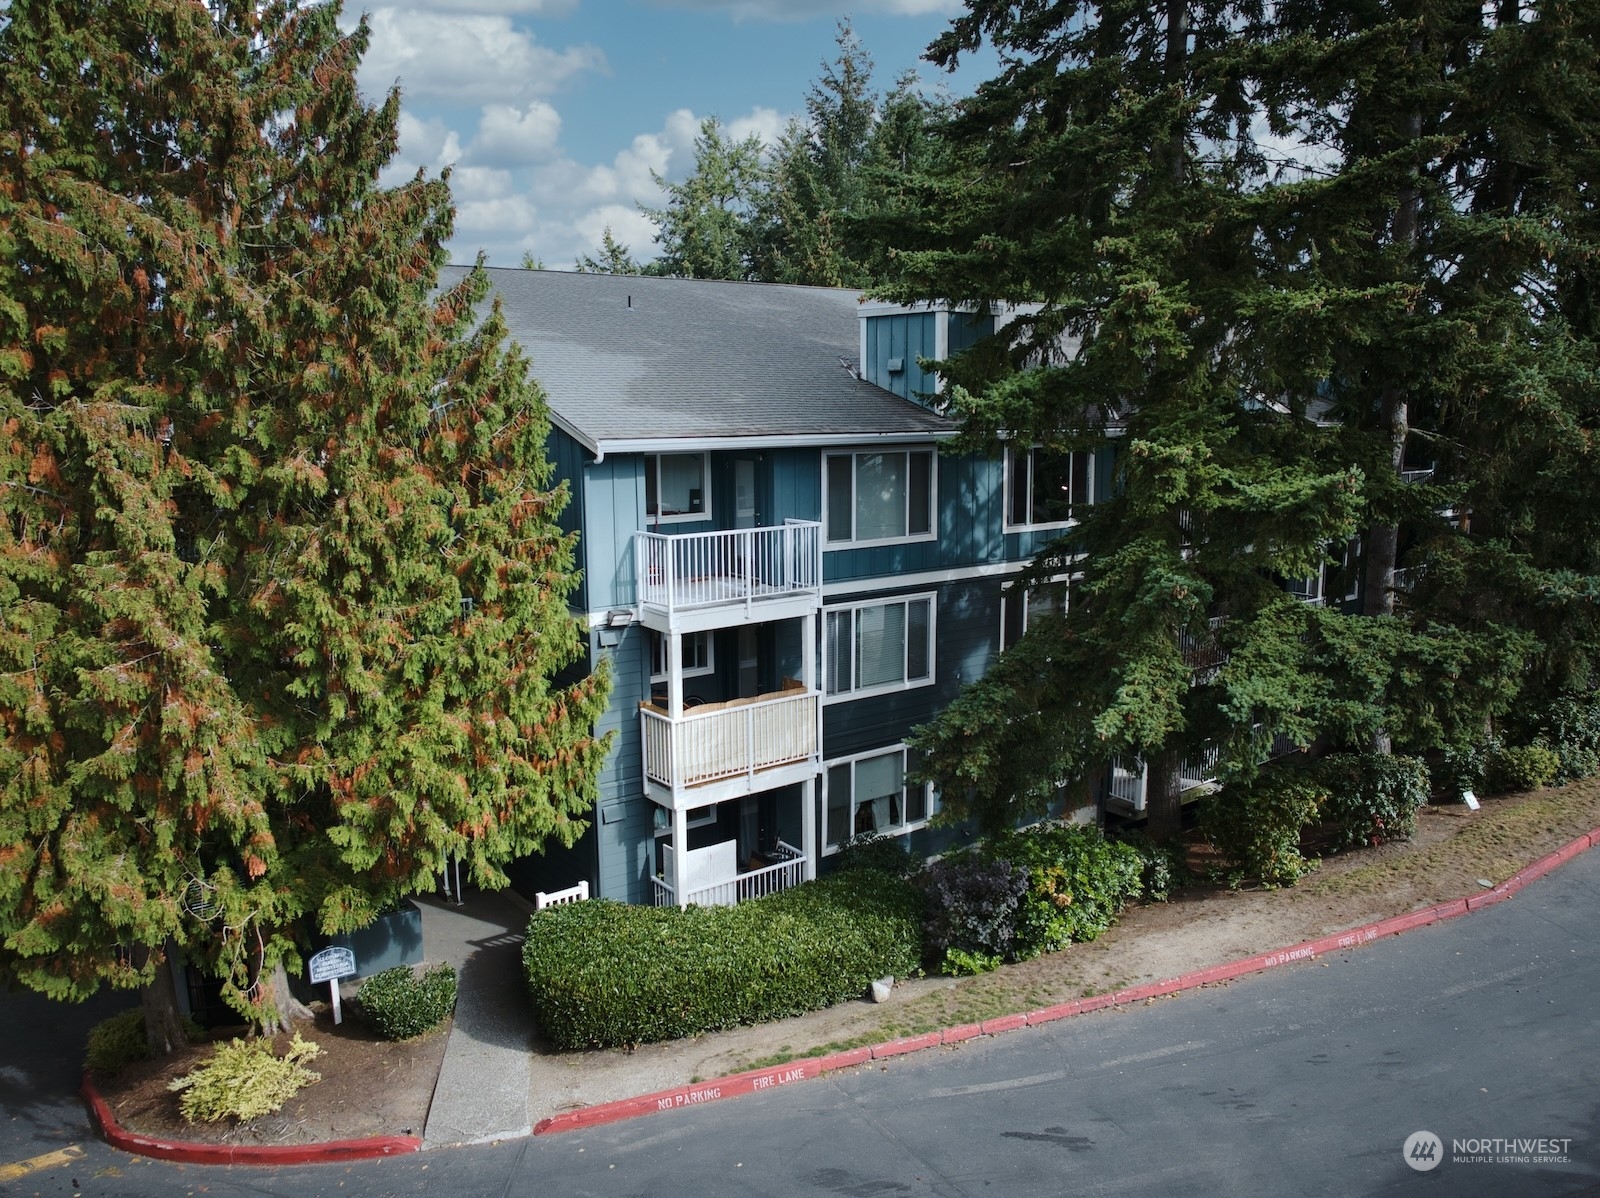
<box><xmin>257</xmin><ymin>959</ymin><xmax>314</xmax><ymax>1035</ymax></box>
<box><xmin>139</xmin><ymin>943</ymin><xmax>188</xmax><ymax>1056</ymax></box>
<box><xmin>1145</xmin><ymin>746</ymin><xmax>1185</xmax><ymax>841</ymax></box>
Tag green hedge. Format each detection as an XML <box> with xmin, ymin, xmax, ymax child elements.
<box><xmin>521</xmin><ymin>871</ymin><xmax>922</xmax><ymax>1050</ymax></box>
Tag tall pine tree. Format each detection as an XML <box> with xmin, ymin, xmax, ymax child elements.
<box><xmin>0</xmin><ymin>0</ymin><xmax>609</xmax><ymax>1045</ymax></box>
<box><xmin>879</xmin><ymin>1</ymin><xmax>1521</xmax><ymax>835</ymax></box>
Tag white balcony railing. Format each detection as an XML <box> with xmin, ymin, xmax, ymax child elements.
<box><xmin>651</xmin><ymin>850</ymin><xmax>806</xmax><ymax>908</ymax></box>
<box><xmin>635</xmin><ymin>521</ymin><xmax>822</xmax><ymax>616</ymax></box>
<box><xmin>641</xmin><ymin>686</ymin><xmax>819</xmax><ymax>792</ymax></box>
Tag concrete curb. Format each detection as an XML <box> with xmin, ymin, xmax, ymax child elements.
<box><xmin>528</xmin><ymin>822</ymin><xmax>1600</xmax><ymax>1138</ymax></box>
<box><xmin>84</xmin><ymin>824</ymin><xmax>1599</xmax><ymax>1160</ymax></box>
<box><xmin>81</xmin><ymin>1072</ymin><xmax>421</xmax><ymax>1165</ymax></box>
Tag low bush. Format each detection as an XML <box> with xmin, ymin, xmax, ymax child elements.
<box><xmin>1485</xmin><ymin>743</ymin><xmax>1561</xmax><ymax>794</ymax></box>
<box><xmin>1199</xmin><ymin>769</ymin><xmax>1325</xmax><ymax>886</ymax></box>
<box><xmin>1314</xmin><ymin>753</ymin><xmax>1429</xmax><ymax>849</ymax></box>
<box><xmin>919</xmin><ymin>854</ymin><xmax>1029</xmax><ymax>974</ymax></box>
<box><xmin>982</xmin><ymin>824</ymin><xmax>1144</xmax><ymax>952</ymax></box>
<box><xmin>1112</xmin><ymin>830</ymin><xmax>1189</xmax><ymax>903</ymax></box>
<box><xmin>357</xmin><ymin>963</ymin><xmax>457</xmax><ymax>1040</ymax></box>
<box><xmin>916</xmin><ymin>824</ymin><xmax>1144</xmax><ymax>973</ymax></box>
<box><xmin>167</xmin><ymin>1033</ymin><xmax>322</xmax><ymax>1123</ymax></box>
<box><xmin>85</xmin><ymin>1008</ymin><xmax>204</xmax><ymax>1074</ymax></box>
<box><xmin>833</xmin><ymin>832</ymin><xmax>916</xmax><ymax>878</ymax></box>
<box><xmin>522</xmin><ymin>871</ymin><xmax>922</xmax><ymax>1050</ymax></box>
<box><xmin>1536</xmin><ymin>692</ymin><xmax>1600</xmax><ymax>783</ymax></box>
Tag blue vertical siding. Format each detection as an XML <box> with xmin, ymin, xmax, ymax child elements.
<box><xmin>863</xmin><ymin>312</ymin><xmax>938</xmax><ymax>404</ymax></box>
<box><xmin>946</xmin><ymin>312</ymin><xmax>994</xmax><ymax>356</ymax></box>
<box><xmin>547</xmin><ymin>429</ymin><xmax>590</xmax><ymax>612</ymax></box>
<box><xmin>582</xmin><ymin>456</ymin><xmax>646</xmax><ymax>611</ymax></box>
<box><xmin>591</xmin><ymin>623</ymin><xmax>655</xmax><ymax>903</ymax></box>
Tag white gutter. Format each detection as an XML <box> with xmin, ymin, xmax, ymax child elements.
<box><xmin>586</xmin><ymin>429</ymin><xmax>957</xmax><ymax>462</ymax></box>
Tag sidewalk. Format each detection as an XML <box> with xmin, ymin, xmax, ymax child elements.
<box><xmin>417</xmin><ymin>892</ymin><xmax>536</xmax><ymax>1147</ymax></box>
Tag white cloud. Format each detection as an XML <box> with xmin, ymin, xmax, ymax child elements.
<box><xmin>358</xmin><ymin>9</ymin><xmax>605</xmax><ymax>104</ymax></box>
<box><xmin>467</xmin><ymin>102</ymin><xmax>563</xmax><ymax>165</ymax></box>
<box><xmin>455</xmin><ymin>194</ymin><xmax>540</xmax><ymax>239</ymax></box>
<box><xmin>727</xmin><ymin>105</ymin><xmax>786</xmax><ymax>148</ymax></box>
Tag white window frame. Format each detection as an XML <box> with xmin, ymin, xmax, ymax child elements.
<box><xmin>645</xmin><ymin>452</ymin><xmax>710</xmax><ymax>524</ymax></box>
<box><xmin>823</xmin><ymin>592</ymin><xmax>936</xmax><ymax>702</ymax></box>
<box><xmin>821</xmin><ymin>745</ymin><xmax>937</xmax><ymax>854</ymax></box>
<box><xmin>1002</xmin><ymin>445</ymin><xmax>1093</xmax><ymax>532</ymax></box>
<box><xmin>1000</xmin><ymin>576</ymin><xmax>1069</xmax><ymax>652</ymax></box>
<box><xmin>649</xmin><ymin>630</ymin><xmax>716</xmax><ymax>684</ymax></box>
<box><xmin>822</xmin><ymin>447</ymin><xmax>937</xmax><ymax>548</ymax></box>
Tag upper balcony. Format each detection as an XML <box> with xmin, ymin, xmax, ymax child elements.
<box><xmin>634</xmin><ymin>520</ymin><xmax>823</xmax><ymax>634</ymax></box>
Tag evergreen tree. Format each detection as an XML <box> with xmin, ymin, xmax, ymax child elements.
<box><xmin>0</xmin><ymin>0</ymin><xmax>609</xmax><ymax>1046</ymax></box>
<box><xmin>880</xmin><ymin>1</ymin><xmax>1522</xmax><ymax>835</ymax></box>
<box><xmin>1253</xmin><ymin>0</ymin><xmax>1600</xmax><ymax>733</ymax></box>
<box><xmin>642</xmin><ymin>116</ymin><xmax>766</xmax><ymax>280</ymax></box>
<box><xmin>574</xmin><ymin>226</ymin><xmax>642</xmax><ymax>275</ymax></box>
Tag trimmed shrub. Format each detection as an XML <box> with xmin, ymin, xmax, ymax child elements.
<box><xmin>167</xmin><ymin>1033</ymin><xmax>322</xmax><ymax>1123</ymax></box>
<box><xmin>1199</xmin><ymin>769</ymin><xmax>1325</xmax><ymax>886</ymax></box>
<box><xmin>1485</xmin><ymin>743</ymin><xmax>1561</xmax><ymax>794</ymax></box>
<box><xmin>522</xmin><ymin>871</ymin><xmax>922</xmax><ymax>1050</ymax></box>
<box><xmin>1314</xmin><ymin>753</ymin><xmax>1429</xmax><ymax>849</ymax></box>
<box><xmin>834</xmin><ymin>832</ymin><xmax>915</xmax><ymax>878</ymax></box>
<box><xmin>85</xmin><ymin>1008</ymin><xmax>203</xmax><ymax>1074</ymax></box>
<box><xmin>919</xmin><ymin>854</ymin><xmax>1029</xmax><ymax>974</ymax></box>
<box><xmin>357</xmin><ymin>963</ymin><xmax>457</xmax><ymax>1040</ymax></box>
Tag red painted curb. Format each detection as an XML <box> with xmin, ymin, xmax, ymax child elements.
<box><xmin>95</xmin><ymin>822</ymin><xmax>1600</xmax><ymax>1159</ymax></box>
<box><xmin>1024</xmin><ymin>1001</ymin><xmax>1082</xmax><ymax>1027</ymax></box>
<box><xmin>82</xmin><ymin>1073</ymin><xmax>420</xmax><ymax>1165</ymax></box>
<box><xmin>871</xmin><ymin>1032</ymin><xmax>942</xmax><ymax>1060</ymax></box>
<box><xmin>815</xmin><ymin>1045</ymin><xmax>874</xmax><ymax>1072</ymax></box>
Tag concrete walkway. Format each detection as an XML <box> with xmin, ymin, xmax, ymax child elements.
<box><xmin>417</xmin><ymin>891</ymin><xmax>536</xmax><ymax>1148</ymax></box>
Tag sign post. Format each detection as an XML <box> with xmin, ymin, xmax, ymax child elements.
<box><xmin>307</xmin><ymin>946</ymin><xmax>358</xmax><ymax>1025</ymax></box>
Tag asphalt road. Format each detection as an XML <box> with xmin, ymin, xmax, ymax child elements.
<box><xmin>5</xmin><ymin>848</ymin><xmax>1598</xmax><ymax>1198</ymax></box>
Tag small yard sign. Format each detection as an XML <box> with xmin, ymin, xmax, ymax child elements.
<box><xmin>308</xmin><ymin>946</ymin><xmax>357</xmax><ymax>1024</ymax></box>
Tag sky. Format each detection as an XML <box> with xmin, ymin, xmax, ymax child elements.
<box><xmin>341</xmin><ymin>1</ymin><xmax>993</xmax><ymax>270</ymax></box>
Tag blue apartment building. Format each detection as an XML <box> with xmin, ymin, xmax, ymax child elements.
<box><xmin>442</xmin><ymin>266</ymin><xmax>1109</xmax><ymax>907</ymax></box>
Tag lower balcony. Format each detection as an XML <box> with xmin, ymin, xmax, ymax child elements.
<box><xmin>641</xmin><ymin>683</ymin><xmax>820</xmax><ymax>809</ymax></box>
<box><xmin>650</xmin><ymin>839</ymin><xmax>806</xmax><ymax>908</ymax></box>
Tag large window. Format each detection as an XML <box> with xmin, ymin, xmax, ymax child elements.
<box><xmin>645</xmin><ymin>453</ymin><xmax>708</xmax><ymax>521</ymax></box>
<box><xmin>825</xmin><ymin>595</ymin><xmax>933</xmax><ymax>698</ymax></box>
<box><xmin>823</xmin><ymin>747</ymin><xmax>935</xmax><ymax>852</ymax></box>
<box><xmin>1005</xmin><ymin>446</ymin><xmax>1091</xmax><ymax>529</ymax></box>
<box><xmin>824</xmin><ymin>449</ymin><xmax>935</xmax><ymax>545</ymax></box>
<box><xmin>1001</xmin><ymin>579</ymin><xmax>1067</xmax><ymax>652</ymax></box>
<box><xmin>649</xmin><ymin>631</ymin><xmax>715</xmax><ymax>682</ymax></box>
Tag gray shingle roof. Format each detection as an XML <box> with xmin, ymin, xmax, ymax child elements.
<box><xmin>440</xmin><ymin>266</ymin><xmax>955</xmax><ymax>450</ymax></box>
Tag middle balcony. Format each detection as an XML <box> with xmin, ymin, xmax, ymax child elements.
<box><xmin>640</xmin><ymin>681</ymin><xmax>821</xmax><ymax>810</ymax></box>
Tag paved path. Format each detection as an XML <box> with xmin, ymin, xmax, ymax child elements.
<box><xmin>417</xmin><ymin>891</ymin><xmax>536</xmax><ymax>1147</ymax></box>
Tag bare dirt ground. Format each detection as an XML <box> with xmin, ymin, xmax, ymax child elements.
<box><xmin>93</xmin><ymin>778</ymin><xmax>1600</xmax><ymax>1143</ymax></box>
<box><xmin>93</xmin><ymin>1007</ymin><xmax>448</xmax><ymax>1147</ymax></box>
